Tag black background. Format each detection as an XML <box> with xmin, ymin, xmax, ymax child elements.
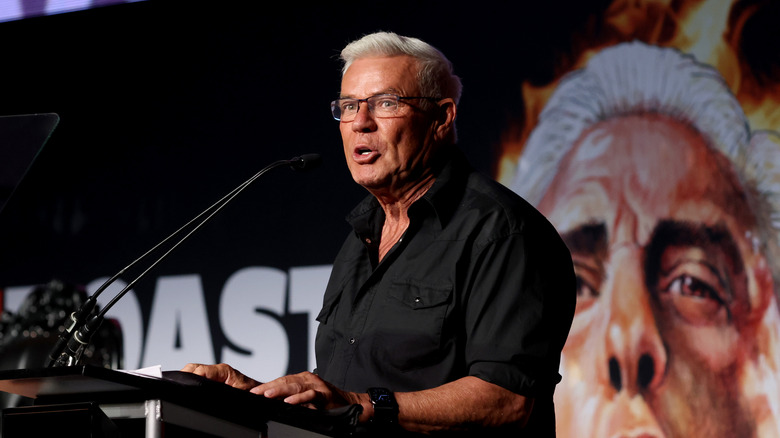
<box><xmin>0</xmin><ymin>0</ymin><xmax>602</xmax><ymax>367</ymax></box>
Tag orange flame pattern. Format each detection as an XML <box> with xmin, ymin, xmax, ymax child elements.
<box><xmin>497</xmin><ymin>0</ymin><xmax>780</xmax><ymax>185</ymax></box>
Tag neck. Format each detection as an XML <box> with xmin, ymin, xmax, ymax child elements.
<box><xmin>372</xmin><ymin>174</ymin><xmax>435</xmax><ymax>262</ymax></box>
<box><xmin>373</xmin><ymin>173</ymin><xmax>435</xmax><ymax>223</ymax></box>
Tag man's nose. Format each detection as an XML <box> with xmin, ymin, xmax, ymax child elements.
<box><xmin>350</xmin><ymin>102</ymin><xmax>377</xmax><ymax>132</ymax></box>
<box><xmin>602</xmin><ymin>249</ymin><xmax>667</xmax><ymax>395</ymax></box>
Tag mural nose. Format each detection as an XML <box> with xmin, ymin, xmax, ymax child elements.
<box><xmin>637</xmin><ymin>352</ymin><xmax>655</xmax><ymax>389</ymax></box>
<box><xmin>609</xmin><ymin>357</ymin><xmax>621</xmax><ymax>391</ymax></box>
<box><xmin>605</xmin><ymin>250</ymin><xmax>667</xmax><ymax>394</ymax></box>
<box><xmin>608</xmin><ymin>352</ymin><xmax>660</xmax><ymax>392</ymax></box>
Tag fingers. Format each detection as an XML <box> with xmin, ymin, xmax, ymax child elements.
<box><xmin>178</xmin><ymin>367</ymin><xmax>354</xmax><ymax>411</ymax></box>
<box><xmin>181</xmin><ymin>362</ymin><xmax>208</xmax><ymax>374</ymax></box>
<box><xmin>181</xmin><ymin>363</ymin><xmax>228</xmax><ymax>380</ymax></box>
<box><xmin>250</xmin><ymin>372</ymin><xmax>330</xmax><ymax>405</ymax></box>
<box><xmin>281</xmin><ymin>389</ymin><xmax>322</xmax><ymax>407</ymax></box>
<box><xmin>180</xmin><ymin>363</ymin><xmax>261</xmax><ymax>391</ymax></box>
<box><xmin>250</xmin><ymin>373</ymin><xmax>306</xmax><ymax>397</ymax></box>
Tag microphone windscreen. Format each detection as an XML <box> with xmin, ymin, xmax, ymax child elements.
<box><xmin>290</xmin><ymin>153</ymin><xmax>322</xmax><ymax>171</ymax></box>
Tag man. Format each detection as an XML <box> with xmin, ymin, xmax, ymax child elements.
<box><xmin>185</xmin><ymin>32</ymin><xmax>575</xmax><ymax>436</ymax></box>
<box><xmin>511</xmin><ymin>41</ymin><xmax>780</xmax><ymax>437</ymax></box>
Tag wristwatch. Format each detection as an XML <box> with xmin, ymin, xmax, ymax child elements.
<box><xmin>367</xmin><ymin>387</ymin><xmax>399</xmax><ymax>426</ymax></box>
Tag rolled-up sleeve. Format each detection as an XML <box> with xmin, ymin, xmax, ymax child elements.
<box><xmin>463</xmin><ymin>225</ymin><xmax>576</xmax><ymax>398</ymax></box>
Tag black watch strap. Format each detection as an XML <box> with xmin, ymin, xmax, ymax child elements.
<box><xmin>367</xmin><ymin>387</ymin><xmax>399</xmax><ymax>426</ymax></box>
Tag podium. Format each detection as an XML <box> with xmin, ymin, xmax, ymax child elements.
<box><xmin>0</xmin><ymin>366</ymin><xmax>361</xmax><ymax>437</ymax></box>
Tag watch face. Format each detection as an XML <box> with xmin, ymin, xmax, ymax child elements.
<box><xmin>375</xmin><ymin>393</ymin><xmax>392</xmax><ymax>403</ymax></box>
<box><xmin>368</xmin><ymin>387</ymin><xmax>398</xmax><ymax>425</ymax></box>
<box><xmin>369</xmin><ymin>387</ymin><xmax>396</xmax><ymax>407</ymax></box>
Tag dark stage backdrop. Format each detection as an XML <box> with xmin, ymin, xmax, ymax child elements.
<box><xmin>0</xmin><ymin>1</ymin><xmax>550</xmax><ymax>374</ymax></box>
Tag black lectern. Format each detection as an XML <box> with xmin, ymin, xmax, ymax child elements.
<box><xmin>0</xmin><ymin>366</ymin><xmax>361</xmax><ymax>437</ymax></box>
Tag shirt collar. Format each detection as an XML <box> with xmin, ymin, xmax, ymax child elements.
<box><xmin>417</xmin><ymin>147</ymin><xmax>471</xmax><ymax>229</ymax></box>
<box><xmin>345</xmin><ymin>147</ymin><xmax>472</xmax><ymax>235</ymax></box>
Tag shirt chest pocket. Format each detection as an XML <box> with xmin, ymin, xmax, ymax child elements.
<box><xmin>387</xmin><ymin>281</ymin><xmax>452</xmax><ymax>310</ymax></box>
<box><xmin>373</xmin><ymin>281</ymin><xmax>454</xmax><ymax>372</ymax></box>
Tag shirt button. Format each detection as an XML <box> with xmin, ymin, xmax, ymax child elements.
<box><xmin>414</xmin><ymin>297</ymin><xmax>422</xmax><ymax>304</ymax></box>
<box><xmin>348</xmin><ymin>337</ymin><xmax>356</xmax><ymax>345</ymax></box>
<box><xmin>364</xmin><ymin>238</ymin><xmax>372</xmax><ymax>244</ymax></box>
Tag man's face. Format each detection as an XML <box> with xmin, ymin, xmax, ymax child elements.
<box><xmin>339</xmin><ymin>55</ymin><xmax>440</xmax><ymax>198</ymax></box>
<box><xmin>537</xmin><ymin>114</ymin><xmax>777</xmax><ymax>437</ymax></box>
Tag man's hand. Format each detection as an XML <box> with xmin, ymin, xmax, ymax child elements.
<box><xmin>250</xmin><ymin>371</ymin><xmax>370</xmax><ymax>417</ymax></box>
<box><xmin>180</xmin><ymin>363</ymin><xmax>261</xmax><ymax>391</ymax></box>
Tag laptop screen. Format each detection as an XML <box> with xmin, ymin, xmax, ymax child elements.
<box><xmin>0</xmin><ymin>113</ymin><xmax>59</xmax><ymax>215</ymax></box>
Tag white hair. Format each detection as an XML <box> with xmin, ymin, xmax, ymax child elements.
<box><xmin>340</xmin><ymin>31</ymin><xmax>462</xmax><ymax>105</ymax></box>
<box><xmin>511</xmin><ymin>41</ymin><xmax>780</xmax><ymax>288</ymax></box>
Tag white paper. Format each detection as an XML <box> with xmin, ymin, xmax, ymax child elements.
<box><xmin>117</xmin><ymin>364</ymin><xmax>162</xmax><ymax>378</ymax></box>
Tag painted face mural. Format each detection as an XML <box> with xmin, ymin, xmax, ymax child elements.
<box><xmin>510</xmin><ymin>42</ymin><xmax>780</xmax><ymax>437</ymax></box>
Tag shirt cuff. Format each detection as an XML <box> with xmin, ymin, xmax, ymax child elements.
<box><xmin>469</xmin><ymin>361</ymin><xmax>559</xmax><ymax>398</ymax></box>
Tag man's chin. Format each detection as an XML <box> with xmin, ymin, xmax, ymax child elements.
<box><xmin>351</xmin><ymin>172</ymin><xmax>390</xmax><ymax>192</ymax></box>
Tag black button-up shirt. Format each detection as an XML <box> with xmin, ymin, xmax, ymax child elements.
<box><xmin>315</xmin><ymin>148</ymin><xmax>575</xmax><ymax>435</ymax></box>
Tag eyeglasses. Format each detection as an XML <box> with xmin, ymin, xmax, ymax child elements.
<box><xmin>330</xmin><ymin>94</ymin><xmax>439</xmax><ymax>122</ymax></box>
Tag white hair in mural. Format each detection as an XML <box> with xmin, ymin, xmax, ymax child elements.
<box><xmin>511</xmin><ymin>41</ymin><xmax>780</xmax><ymax>287</ymax></box>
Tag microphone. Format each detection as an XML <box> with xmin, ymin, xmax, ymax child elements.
<box><xmin>45</xmin><ymin>295</ymin><xmax>97</xmax><ymax>366</ymax></box>
<box><xmin>48</xmin><ymin>154</ymin><xmax>322</xmax><ymax>367</ymax></box>
<box><xmin>289</xmin><ymin>153</ymin><xmax>323</xmax><ymax>171</ymax></box>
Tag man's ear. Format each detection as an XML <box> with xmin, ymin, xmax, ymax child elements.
<box><xmin>433</xmin><ymin>98</ymin><xmax>457</xmax><ymax>142</ymax></box>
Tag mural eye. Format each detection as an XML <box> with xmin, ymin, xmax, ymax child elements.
<box><xmin>576</xmin><ymin>276</ymin><xmax>599</xmax><ymax>299</ymax></box>
<box><xmin>661</xmin><ymin>274</ymin><xmax>729</xmax><ymax>325</ymax></box>
<box><xmin>666</xmin><ymin>275</ymin><xmax>716</xmax><ymax>299</ymax></box>
<box><xmin>571</xmin><ymin>257</ymin><xmax>602</xmax><ymax>314</ymax></box>
<box><xmin>574</xmin><ymin>274</ymin><xmax>600</xmax><ymax>314</ymax></box>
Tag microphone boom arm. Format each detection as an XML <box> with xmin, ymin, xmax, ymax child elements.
<box><xmin>49</xmin><ymin>154</ymin><xmax>321</xmax><ymax>367</ymax></box>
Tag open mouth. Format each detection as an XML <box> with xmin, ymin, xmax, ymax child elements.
<box><xmin>353</xmin><ymin>147</ymin><xmax>378</xmax><ymax>161</ymax></box>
